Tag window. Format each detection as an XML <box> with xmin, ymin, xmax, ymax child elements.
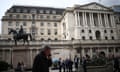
<box><xmin>32</xmin><ymin>21</ymin><xmax>35</xmax><ymax>24</ymax></box>
<box><xmin>55</xmin><ymin>38</ymin><xmax>58</xmax><ymax>40</ymax></box>
<box><xmin>40</xmin><ymin>10</ymin><xmax>44</xmax><ymax>13</ymax></box>
<box><xmin>105</xmin><ymin>36</ymin><xmax>108</xmax><ymax>40</ymax></box>
<box><xmin>32</xmin><ymin>14</ymin><xmax>35</xmax><ymax>19</ymax></box>
<box><xmin>23</xmin><ymin>15</ymin><xmax>27</xmax><ymax>18</ymax></box>
<box><xmin>54</xmin><ymin>29</ymin><xmax>57</xmax><ymax>35</ymax></box>
<box><xmin>40</xmin><ymin>29</ymin><xmax>44</xmax><ymax>35</ymax></box>
<box><xmin>23</xmin><ymin>9</ymin><xmax>27</xmax><ymax>13</ymax></box>
<box><xmin>16</xmin><ymin>14</ymin><xmax>20</xmax><ymax>18</ymax></box>
<box><xmin>16</xmin><ymin>9</ymin><xmax>20</xmax><ymax>13</ymax></box>
<box><xmin>31</xmin><ymin>9</ymin><xmax>36</xmax><ymax>13</ymax></box>
<box><xmin>8</xmin><ymin>21</ymin><xmax>12</xmax><ymax>26</ymax></box>
<box><xmin>90</xmin><ymin>36</ymin><xmax>93</xmax><ymax>40</ymax></box>
<box><xmin>47</xmin><ymin>16</ymin><xmax>50</xmax><ymax>19</ymax></box>
<box><xmin>111</xmin><ymin>30</ymin><xmax>113</xmax><ymax>33</ymax></box>
<box><xmin>16</xmin><ymin>21</ymin><xmax>19</xmax><ymax>26</ymax></box>
<box><xmin>52</xmin><ymin>10</ymin><xmax>56</xmax><ymax>14</ymax></box>
<box><xmin>41</xmin><ymin>38</ymin><xmax>44</xmax><ymax>41</ymax></box>
<box><xmin>46</xmin><ymin>10</ymin><xmax>50</xmax><ymax>14</ymax></box>
<box><xmin>53</xmin><ymin>16</ymin><xmax>56</xmax><ymax>19</ymax></box>
<box><xmin>54</xmin><ymin>23</ymin><xmax>57</xmax><ymax>27</ymax></box>
<box><xmin>81</xmin><ymin>30</ymin><xmax>84</xmax><ymax>33</ymax></box>
<box><xmin>89</xmin><ymin>30</ymin><xmax>91</xmax><ymax>33</ymax></box>
<box><xmin>115</xmin><ymin>48</ymin><xmax>119</xmax><ymax>53</ymax></box>
<box><xmin>82</xmin><ymin>36</ymin><xmax>85</xmax><ymax>40</ymax></box>
<box><xmin>104</xmin><ymin>30</ymin><xmax>107</xmax><ymax>33</ymax></box>
<box><xmin>40</xmin><ymin>15</ymin><xmax>43</xmax><ymax>18</ymax></box>
<box><xmin>48</xmin><ymin>23</ymin><xmax>51</xmax><ymax>27</ymax></box>
<box><xmin>48</xmin><ymin>38</ymin><xmax>51</xmax><ymax>40</ymax></box>
<box><xmin>23</xmin><ymin>22</ymin><xmax>27</xmax><ymax>26</ymax></box>
<box><xmin>40</xmin><ymin>22</ymin><xmax>44</xmax><ymax>26</ymax></box>
<box><xmin>48</xmin><ymin>29</ymin><xmax>51</xmax><ymax>35</ymax></box>
<box><xmin>111</xmin><ymin>36</ymin><xmax>114</xmax><ymax>40</ymax></box>
<box><xmin>9</xmin><ymin>14</ymin><xmax>13</xmax><ymax>18</ymax></box>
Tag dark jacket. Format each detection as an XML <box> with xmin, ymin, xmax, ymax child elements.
<box><xmin>32</xmin><ymin>52</ymin><xmax>52</xmax><ymax>72</ymax></box>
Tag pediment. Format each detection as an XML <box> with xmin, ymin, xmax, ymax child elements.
<box><xmin>75</xmin><ymin>2</ymin><xmax>112</xmax><ymax>11</ymax></box>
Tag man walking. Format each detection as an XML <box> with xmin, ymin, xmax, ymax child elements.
<box><xmin>32</xmin><ymin>45</ymin><xmax>52</xmax><ymax>72</ymax></box>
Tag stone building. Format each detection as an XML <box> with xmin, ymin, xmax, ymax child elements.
<box><xmin>0</xmin><ymin>2</ymin><xmax>120</xmax><ymax>68</ymax></box>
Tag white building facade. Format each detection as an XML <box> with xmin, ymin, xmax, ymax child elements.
<box><xmin>0</xmin><ymin>2</ymin><xmax>120</xmax><ymax>68</ymax></box>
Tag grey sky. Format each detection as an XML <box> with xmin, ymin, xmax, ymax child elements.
<box><xmin>0</xmin><ymin>0</ymin><xmax>120</xmax><ymax>34</ymax></box>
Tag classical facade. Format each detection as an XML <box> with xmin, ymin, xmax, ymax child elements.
<box><xmin>0</xmin><ymin>2</ymin><xmax>120</xmax><ymax>68</ymax></box>
<box><xmin>1</xmin><ymin>5</ymin><xmax>64</xmax><ymax>40</ymax></box>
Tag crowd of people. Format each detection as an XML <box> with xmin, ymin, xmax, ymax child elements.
<box><xmin>14</xmin><ymin>45</ymin><xmax>119</xmax><ymax>72</ymax></box>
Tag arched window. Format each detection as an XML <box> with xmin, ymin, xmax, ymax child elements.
<box><xmin>95</xmin><ymin>31</ymin><xmax>101</xmax><ymax>40</ymax></box>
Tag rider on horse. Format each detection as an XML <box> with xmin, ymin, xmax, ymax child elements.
<box><xmin>19</xmin><ymin>25</ymin><xmax>25</xmax><ymax>37</ymax></box>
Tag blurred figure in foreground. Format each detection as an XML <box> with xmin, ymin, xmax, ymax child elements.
<box><xmin>32</xmin><ymin>45</ymin><xmax>52</xmax><ymax>72</ymax></box>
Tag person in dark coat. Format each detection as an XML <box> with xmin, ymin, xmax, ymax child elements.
<box><xmin>32</xmin><ymin>45</ymin><xmax>52</xmax><ymax>72</ymax></box>
<box><xmin>82</xmin><ymin>57</ymin><xmax>87</xmax><ymax>72</ymax></box>
<box><xmin>113</xmin><ymin>57</ymin><xmax>119</xmax><ymax>72</ymax></box>
<box><xmin>58</xmin><ymin>58</ymin><xmax>62</xmax><ymax>72</ymax></box>
<box><xmin>74</xmin><ymin>55</ymin><xmax>79</xmax><ymax>72</ymax></box>
<box><xmin>68</xmin><ymin>59</ymin><xmax>73</xmax><ymax>72</ymax></box>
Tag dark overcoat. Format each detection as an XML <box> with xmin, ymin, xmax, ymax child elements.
<box><xmin>32</xmin><ymin>52</ymin><xmax>52</xmax><ymax>72</ymax></box>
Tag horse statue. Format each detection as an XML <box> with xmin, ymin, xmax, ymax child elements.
<box><xmin>8</xmin><ymin>28</ymin><xmax>32</xmax><ymax>45</ymax></box>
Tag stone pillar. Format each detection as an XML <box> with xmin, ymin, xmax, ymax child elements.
<box><xmin>99</xmin><ymin>13</ymin><xmax>103</xmax><ymax>27</ymax></box>
<box><xmin>78</xmin><ymin>12</ymin><xmax>81</xmax><ymax>27</ymax></box>
<box><xmin>82</xmin><ymin>48</ymin><xmax>85</xmax><ymax>57</ymax></box>
<box><xmin>105</xmin><ymin>14</ymin><xmax>109</xmax><ymax>27</ymax></box>
<box><xmin>106</xmin><ymin>47</ymin><xmax>109</xmax><ymax>57</ymax></box>
<box><xmin>91</xmin><ymin>13</ymin><xmax>94</xmax><ymax>27</ymax></box>
<box><xmin>98</xmin><ymin>13</ymin><xmax>101</xmax><ymax>27</ymax></box>
<box><xmin>83</xmin><ymin>12</ymin><xmax>85</xmax><ymax>27</ymax></box>
<box><xmin>74</xmin><ymin>11</ymin><xmax>78</xmax><ymax>26</ymax></box>
<box><xmin>84</xmin><ymin>12</ymin><xmax>88</xmax><ymax>27</ymax></box>
<box><xmin>111</xmin><ymin>14</ymin><xmax>116</xmax><ymax>28</ymax></box>
<box><xmin>90</xmin><ymin>13</ymin><xmax>92</xmax><ymax>27</ymax></box>
<box><xmin>90</xmin><ymin>48</ymin><xmax>93</xmax><ymax>58</ymax></box>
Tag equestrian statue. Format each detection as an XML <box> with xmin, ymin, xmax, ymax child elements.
<box><xmin>8</xmin><ymin>25</ymin><xmax>32</xmax><ymax>45</ymax></box>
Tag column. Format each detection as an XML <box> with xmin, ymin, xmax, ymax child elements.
<box><xmin>84</xmin><ymin>12</ymin><xmax>88</xmax><ymax>27</ymax></box>
<box><xmin>91</xmin><ymin>13</ymin><xmax>94</xmax><ymax>27</ymax></box>
<box><xmin>90</xmin><ymin>48</ymin><xmax>93</xmax><ymax>58</ymax></box>
<box><xmin>99</xmin><ymin>13</ymin><xmax>103</xmax><ymax>27</ymax></box>
<box><xmin>77</xmin><ymin>12</ymin><xmax>80</xmax><ymax>26</ymax></box>
<box><xmin>90</xmin><ymin>13</ymin><xmax>92</xmax><ymax>27</ymax></box>
<box><xmin>83</xmin><ymin>12</ymin><xmax>85</xmax><ymax>27</ymax></box>
<box><xmin>106</xmin><ymin>47</ymin><xmax>109</xmax><ymax>57</ymax></box>
<box><xmin>82</xmin><ymin>48</ymin><xmax>85</xmax><ymax>57</ymax></box>
<box><xmin>74</xmin><ymin>11</ymin><xmax>78</xmax><ymax>26</ymax></box>
<box><xmin>105</xmin><ymin>14</ymin><xmax>109</xmax><ymax>27</ymax></box>
<box><xmin>111</xmin><ymin>14</ymin><xmax>116</xmax><ymax>28</ymax></box>
<box><xmin>98</xmin><ymin>13</ymin><xmax>101</xmax><ymax>27</ymax></box>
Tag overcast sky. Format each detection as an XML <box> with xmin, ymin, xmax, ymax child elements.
<box><xmin>0</xmin><ymin>0</ymin><xmax>120</xmax><ymax>34</ymax></box>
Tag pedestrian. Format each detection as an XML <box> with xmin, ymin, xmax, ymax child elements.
<box><xmin>58</xmin><ymin>58</ymin><xmax>62</xmax><ymax>72</ymax></box>
<box><xmin>74</xmin><ymin>55</ymin><xmax>79</xmax><ymax>72</ymax></box>
<box><xmin>113</xmin><ymin>56</ymin><xmax>119</xmax><ymax>72</ymax></box>
<box><xmin>62</xmin><ymin>60</ymin><xmax>66</xmax><ymax>72</ymax></box>
<box><xmin>16</xmin><ymin>62</ymin><xmax>22</xmax><ymax>72</ymax></box>
<box><xmin>32</xmin><ymin>45</ymin><xmax>52</xmax><ymax>72</ymax></box>
<box><xmin>82</xmin><ymin>57</ymin><xmax>87</xmax><ymax>72</ymax></box>
<box><xmin>68</xmin><ymin>59</ymin><xmax>73</xmax><ymax>72</ymax></box>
